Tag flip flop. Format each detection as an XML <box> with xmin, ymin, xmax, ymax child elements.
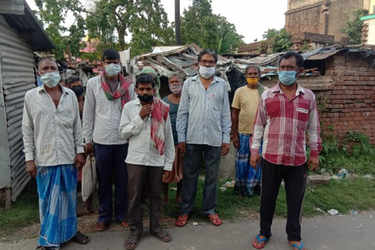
<box><xmin>252</xmin><ymin>234</ymin><xmax>269</xmax><ymax>249</ymax></box>
<box><xmin>208</xmin><ymin>214</ymin><xmax>223</xmax><ymax>226</ymax></box>
<box><xmin>289</xmin><ymin>241</ymin><xmax>306</xmax><ymax>250</ymax></box>
<box><xmin>72</xmin><ymin>231</ymin><xmax>90</xmax><ymax>245</ymax></box>
<box><xmin>175</xmin><ymin>214</ymin><xmax>189</xmax><ymax>227</ymax></box>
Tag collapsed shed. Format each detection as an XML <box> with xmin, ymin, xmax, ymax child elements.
<box><xmin>0</xmin><ymin>1</ymin><xmax>54</xmax><ymax>206</ymax></box>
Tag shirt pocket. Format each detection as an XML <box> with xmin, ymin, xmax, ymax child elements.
<box><xmin>265</xmin><ymin>99</ymin><xmax>281</xmax><ymax>119</ymax></box>
<box><xmin>296</xmin><ymin>104</ymin><xmax>309</xmax><ymax>122</ymax></box>
<box><xmin>56</xmin><ymin>98</ymin><xmax>76</xmax><ymax>129</ymax></box>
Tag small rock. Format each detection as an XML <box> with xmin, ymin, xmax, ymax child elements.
<box><xmin>193</xmin><ymin>222</ymin><xmax>199</xmax><ymax>226</ymax></box>
<box><xmin>327</xmin><ymin>209</ymin><xmax>339</xmax><ymax>216</ymax></box>
<box><xmin>315</xmin><ymin>207</ymin><xmax>325</xmax><ymax>214</ymax></box>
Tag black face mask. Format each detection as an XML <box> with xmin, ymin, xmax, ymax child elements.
<box><xmin>138</xmin><ymin>94</ymin><xmax>153</xmax><ymax>104</ymax></box>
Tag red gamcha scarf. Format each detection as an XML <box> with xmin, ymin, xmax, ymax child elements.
<box><xmin>151</xmin><ymin>99</ymin><xmax>170</xmax><ymax>155</ymax></box>
<box><xmin>101</xmin><ymin>73</ymin><xmax>131</xmax><ymax>107</ymax></box>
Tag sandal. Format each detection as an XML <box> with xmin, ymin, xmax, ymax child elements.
<box><xmin>208</xmin><ymin>213</ymin><xmax>222</xmax><ymax>226</ymax></box>
<box><xmin>150</xmin><ymin>230</ymin><xmax>172</xmax><ymax>242</ymax></box>
<box><xmin>289</xmin><ymin>241</ymin><xmax>306</xmax><ymax>250</ymax></box>
<box><xmin>125</xmin><ymin>233</ymin><xmax>141</xmax><ymax>250</ymax></box>
<box><xmin>175</xmin><ymin>214</ymin><xmax>189</xmax><ymax>227</ymax></box>
<box><xmin>72</xmin><ymin>231</ymin><xmax>90</xmax><ymax>245</ymax></box>
<box><xmin>252</xmin><ymin>234</ymin><xmax>269</xmax><ymax>249</ymax></box>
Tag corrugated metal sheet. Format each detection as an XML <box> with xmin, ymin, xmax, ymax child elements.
<box><xmin>0</xmin><ymin>16</ymin><xmax>33</xmax><ymax>201</ymax></box>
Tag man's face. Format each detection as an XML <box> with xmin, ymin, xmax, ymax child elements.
<box><xmin>39</xmin><ymin>60</ymin><xmax>58</xmax><ymax>76</ymax></box>
<box><xmin>199</xmin><ymin>54</ymin><xmax>216</xmax><ymax>68</ymax></box>
<box><xmin>279</xmin><ymin>57</ymin><xmax>298</xmax><ymax>72</ymax></box>
<box><xmin>136</xmin><ymin>82</ymin><xmax>155</xmax><ymax>96</ymax></box>
<box><xmin>246</xmin><ymin>67</ymin><xmax>260</xmax><ymax>79</ymax></box>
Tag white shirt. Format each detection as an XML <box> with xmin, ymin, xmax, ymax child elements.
<box><xmin>119</xmin><ymin>99</ymin><xmax>175</xmax><ymax>171</ymax></box>
<box><xmin>82</xmin><ymin>75</ymin><xmax>136</xmax><ymax>145</ymax></box>
<box><xmin>22</xmin><ymin>85</ymin><xmax>84</xmax><ymax>166</ymax></box>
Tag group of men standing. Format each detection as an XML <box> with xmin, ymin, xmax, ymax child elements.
<box><xmin>22</xmin><ymin>47</ymin><xmax>321</xmax><ymax>250</ymax></box>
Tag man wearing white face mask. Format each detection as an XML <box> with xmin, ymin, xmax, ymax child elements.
<box><xmin>82</xmin><ymin>49</ymin><xmax>136</xmax><ymax>231</ymax></box>
<box><xmin>176</xmin><ymin>49</ymin><xmax>231</xmax><ymax>227</ymax></box>
<box><xmin>22</xmin><ymin>57</ymin><xmax>89</xmax><ymax>249</ymax></box>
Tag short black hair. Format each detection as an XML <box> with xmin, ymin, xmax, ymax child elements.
<box><xmin>71</xmin><ymin>85</ymin><xmax>84</xmax><ymax>98</ymax></box>
<box><xmin>66</xmin><ymin>76</ymin><xmax>80</xmax><ymax>84</ymax></box>
<box><xmin>245</xmin><ymin>65</ymin><xmax>261</xmax><ymax>76</ymax></box>
<box><xmin>136</xmin><ymin>73</ymin><xmax>155</xmax><ymax>88</ymax></box>
<box><xmin>102</xmin><ymin>48</ymin><xmax>120</xmax><ymax>61</ymax></box>
<box><xmin>279</xmin><ymin>51</ymin><xmax>304</xmax><ymax>68</ymax></box>
<box><xmin>198</xmin><ymin>49</ymin><xmax>218</xmax><ymax>63</ymax></box>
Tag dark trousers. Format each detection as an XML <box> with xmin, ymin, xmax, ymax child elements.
<box><xmin>127</xmin><ymin>164</ymin><xmax>163</xmax><ymax>234</ymax></box>
<box><xmin>180</xmin><ymin>144</ymin><xmax>221</xmax><ymax>215</ymax></box>
<box><xmin>260</xmin><ymin>159</ymin><xmax>307</xmax><ymax>241</ymax></box>
<box><xmin>94</xmin><ymin>143</ymin><xmax>128</xmax><ymax>223</ymax></box>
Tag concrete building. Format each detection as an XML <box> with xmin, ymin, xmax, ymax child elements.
<box><xmin>361</xmin><ymin>0</ymin><xmax>375</xmax><ymax>45</ymax></box>
<box><xmin>285</xmin><ymin>0</ymin><xmax>368</xmax><ymax>43</ymax></box>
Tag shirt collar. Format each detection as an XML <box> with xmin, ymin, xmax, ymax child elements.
<box><xmin>38</xmin><ymin>84</ymin><xmax>70</xmax><ymax>95</ymax></box>
<box><xmin>272</xmin><ymin>83</ymin><xmax>305</xmax><ymax>96</ymax></box>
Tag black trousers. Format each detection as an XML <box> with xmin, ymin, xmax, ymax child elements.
<box><xmin>94</xmin><ymin>143</ymin><xmax>128</xmax><ymax>223</ymax></box>
<box><xmin>127</xmin><ymin>164</ymin><xmax>163</xmax><ymax>235</ymax></box>
<box><xmin>260</xmin><ymin>159</ymin><xmax>307</xmax><ymax>241</ymax></box>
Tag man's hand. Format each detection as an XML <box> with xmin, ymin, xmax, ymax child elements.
<box><xmin>308</xmin><ymin>156</ymin><xmax>319</xmax><ymax>171</ymax></box>
<box><xmin>232</xmin><ymin>134</ymin><xmax>239</xmax><ymax>149</ymax></box>
<box><xmin>139</xmin><ymin>104</ymin><xmax>152</xmax><ymax>119</ymax></box>
<box><xmin>250</xmin><ymin>152</ymin><xmax>260</xmax><ymax>169</ymax></box>
<box><xmin>85</xmin><ymin>143</ymin><xmax>94</xmax><ymax>155</ymax></box>
<box><xmin>74</xmin><ymin>153</ymin><xmax>86</xmax><ymax>169</ymax></box>
<box><xmin>26</xmin><ymin>160</ymin><xmax>37</xmax><ymax>178</ymax></box>
<box><xmin>221</xmin><ymin>143</ymin><xmax>230</xmax><ymax>156</ymax></box>
<box><xmin>178</xmin><ymin>142</ymin><xmax>186</xmax><ymax>154</ymax></box>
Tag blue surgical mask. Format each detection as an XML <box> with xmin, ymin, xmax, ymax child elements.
<box><xmin>278</xmin><ymin>71</ymin><xmax>297</xmax><ymax>86</ymax></box>
<box><xmin>40</xmin><ymin>71</ymin><xmax>61</xmax><ymax>88</ymax></box>
<box><xmin>105</xmin><ymin>63</ymin><xmax>121</xmax><ymax>77</ymax></box>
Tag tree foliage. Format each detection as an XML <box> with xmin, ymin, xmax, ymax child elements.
<box><xmin>86</xmin><ymin>0</ymin><xmax>174</xmax><ymax>56</ymax></box>
<box><xmin>180</xmin><ymin>0</ymin><xmax>243</xmax><ymax>54</ymax></box>
<box><xmin>35</xmin><ymin>0</ymin><xmax>86</xmax><ymax>60</ymax></box>
<box><xmin>342</xmin><ymin>9</ymin><xmax>368</xmax><ymax>45</ymax></box>
<box><xmin>263</xmin><ymin>28</ymin><xmax>293</xmax><ymax>53</ymax></box>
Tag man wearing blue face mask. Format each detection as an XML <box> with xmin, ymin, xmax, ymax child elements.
<box><xmin>82</xmin><ymin>49</ymin><xmax>136</xmax><ymax>231</ymax></box>
<box><xmin>176</xmin><ymin>49</ymin><xmax>231</xmax><ymax>227</ymax></box>
<box><xmin>22</xmin><ymin>57</ymin><xmax>89</xmax><ymax>249</ymax></box>
<box><xmin>250</xmin><ymin>52</ymin><xmax>322</xmax><ymax>250</ymax></box>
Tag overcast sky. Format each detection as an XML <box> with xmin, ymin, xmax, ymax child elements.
<box><xmin>26</xmin><ymin>0</ymin><xmax>288</xmax><ymax>43</ymax></box>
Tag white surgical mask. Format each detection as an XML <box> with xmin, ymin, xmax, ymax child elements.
<box><xmin>40</xmin><ymin>71</ymin><xmax>61</xmax><ymax>88</ymax></box>
<box><xmin>199</xmin><ymin>66</ymin><xmax>216</xmax><ymax>79</ymax></box>
<box><xmin>105</xmin><ymin>63</ymin><xmax>121</xmax><ymax>77</ymax></box>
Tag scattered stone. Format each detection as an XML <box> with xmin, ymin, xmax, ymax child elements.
<box><xmin>308</xmin><ymin>175</ymin><xmax>331</xmax><ymax>185</ymax></box>
<box><xmin>327</xmin><ymin>209</ymin><xmax>339</xmax><ymax>216</ymax></box>
<box><xmin>337</xmin><ymin>169</ymin><xmax>348</xmax><ymax>179</ymax></box>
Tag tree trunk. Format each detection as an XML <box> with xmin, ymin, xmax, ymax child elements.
<box><xmin>175</xmin><ymin>0</ymin><xmax>181</xmax><ymax>45</ymax></box>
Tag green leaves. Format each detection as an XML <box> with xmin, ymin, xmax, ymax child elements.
<box><xmin>342</xmin><ymin>9</ymin><xmax>368</xmax><ymax>45</ymax></box>
<box><xmin>263</xmin><ymin>28</ymin><xmax>292</xmax><ymax>53</ymax></box>
<box><xmin>180</xmin><ymin>0</ymin><xmax>243</xmax><ymax>54</ymax></box>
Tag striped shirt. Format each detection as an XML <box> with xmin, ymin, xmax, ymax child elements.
<box><xmin>251</xmin><ymin>84</ymin><xmax>322</xmax><ymax>166</ymax></box>
<box><xmin>176</xmin><ymin>75</ymin><xmax>231</xmax><ymax>147</ymax></box>
<box><xmin>82</xmin><ymin>75</ymin><xmax>136</xmax><ymax>145</ymax></box>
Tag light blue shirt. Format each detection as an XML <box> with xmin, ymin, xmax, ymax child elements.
<box><xmin>176</xmin><ymin>75</ymin><xmax>231</xmax><ymax>147</ymax></box>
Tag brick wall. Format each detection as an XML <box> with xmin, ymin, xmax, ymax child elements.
<box><xmin>317</xmin><ymin>53</ymin><xmax>375</xmax><ymax>143</ymax></box>
<box><xmin>261</xmin><ymin>52</ymin><xmax>375</xmax><ymax>144</ymax></box>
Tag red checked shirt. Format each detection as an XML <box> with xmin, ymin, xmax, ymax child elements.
<box><xmin>251</xmin><ymin>84</ymin><xmax>322</xmax><ymax>166</ymax></box>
